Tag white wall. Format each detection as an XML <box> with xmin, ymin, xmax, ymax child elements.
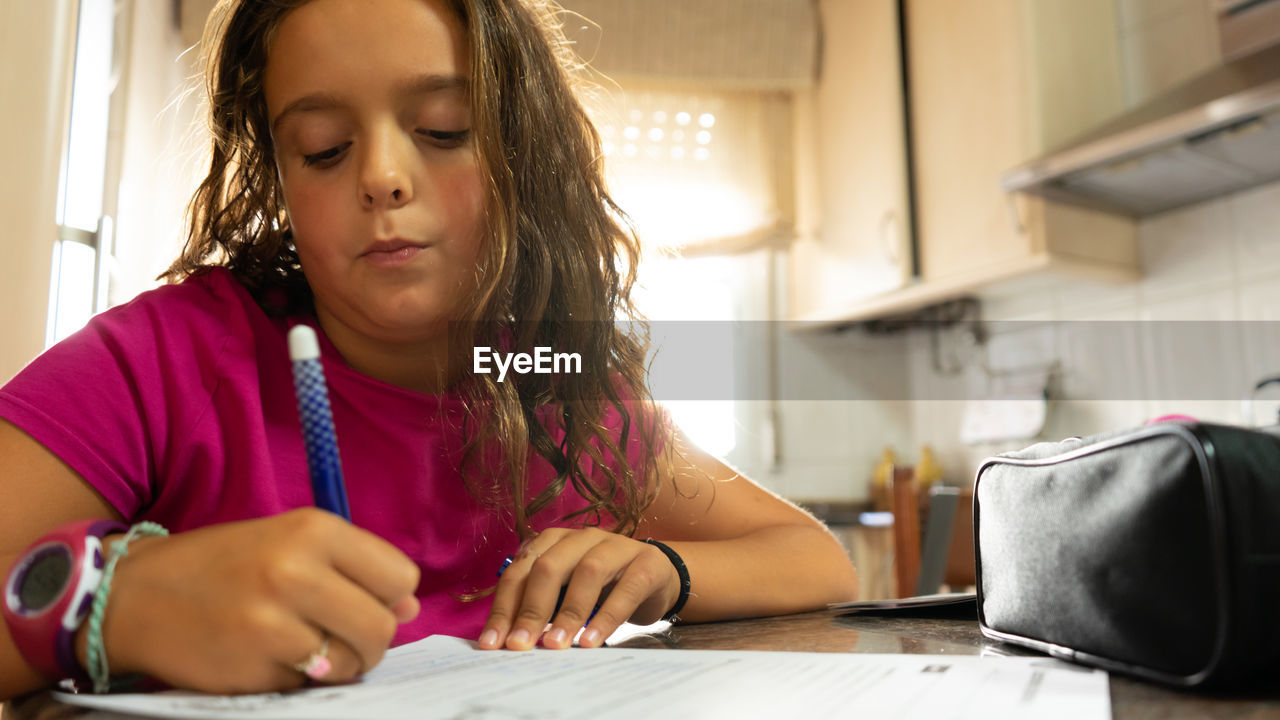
<box><xmin>111</xmin><ymin>2</ymin><xmax>203</xmax><ymax>304</ymax></box>
<box><xmin>731</xmin><ymin>252</ymin><xmax>914</xmax><ymax>502</ymax></box>
<box><xmin>0</xmin><ymin>1</ymin><xmax>77</xmax><ymax>381</ymax></box>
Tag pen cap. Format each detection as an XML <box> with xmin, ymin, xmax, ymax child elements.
<box><xmin>288</xmin><ymin>325</ymin><xmax>322</xmax><ymax>362</ymax></box>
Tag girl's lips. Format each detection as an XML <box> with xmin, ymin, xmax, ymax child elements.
<box><xmin>362</xmin><ymin>244</ymin><xmax>427</xmax><ymax>268</ymax></box>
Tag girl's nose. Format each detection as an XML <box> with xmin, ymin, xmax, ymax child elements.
<box><xmin>359</xmin><ymin>129</ymin><xmax>414</xmax><ymax>210</ymax></box>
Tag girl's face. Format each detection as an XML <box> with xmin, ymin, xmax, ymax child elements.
<box><xmin>265</xmin><ymin>0</ymin><xmax>485</xmax><ymax>349</ymax></box>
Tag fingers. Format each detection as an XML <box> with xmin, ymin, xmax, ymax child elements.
<box><xmin>293</xmin><ymin>509</ymin><xmax>421</xmax><ymax>611</ymax></box>
<box><xmin>175</xmin><ymin>607</ymin><xmax>367</xmax><ymax>694</ymax></box>
<box><xmin>482</xmin><ymin>528</ymin><xmax>594</xmax><ymax>650</ymax></box>
<box><xmin>576</xmin><ymin>543</ymin><xmax>673</xmax><ymax>648</ymax></box>
<box><xmin>249</xmin><ymin>510</ymin><xmax>417</xmax><ymax>674</ymax></box>
<box><xmin>105</xmin><ymin>510</ymin><xmax>423</xmax><ymax>694</ymax></box>
<box><xmin>282</xmin><ymin>626</ymin><xmax>364</xmax><ymax>686</ymax></box>
<box><xmin>286</xmin><ymin>566</ymin><xmax>402</xmax><ymax>674</ymax></box>
<box><xmin>545</xmin><ymin>545</ymin><xmax>620</xmax><ymax>648</ymax></box>
<box><xmin>479</xmin><ymin>530</ymin><xmax>678</xmax><ymax>652</ymax></box>
<box><xmin>391</xmin><ymin>595</ymin><xmax>421</xmax><ymax>623</ymax></box>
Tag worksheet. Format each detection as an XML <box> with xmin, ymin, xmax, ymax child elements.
<box><xmin>56</xmin><ymin>635</ymin><xmax>1110</xmax><ymax>720</ymax></box>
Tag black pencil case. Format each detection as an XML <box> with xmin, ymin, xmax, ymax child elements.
<box><xmin>973</xmin><ymin>422</ymin><xmax>1280</xmax><ymax>688</ymax></box>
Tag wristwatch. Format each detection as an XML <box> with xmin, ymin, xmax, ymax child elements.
<box><xmin>3</xmin><ymin>519</ymin><xmax>126</xmax><ymax>680</ymax></box>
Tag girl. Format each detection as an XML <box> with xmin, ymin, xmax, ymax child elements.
<box><xmin>0</xmin><ymin>0</ymin><xmax>857</xmax><ymax>699</ymax></box>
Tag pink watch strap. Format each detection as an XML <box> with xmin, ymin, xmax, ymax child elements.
<box><xmin>3</xmin><ymin>519</ymin><xmax>126</xmax><ymax>681</ymax></box>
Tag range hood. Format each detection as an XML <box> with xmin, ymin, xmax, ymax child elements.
<box><xmin>1003</xmin><ymin>2</ymin><xmax>1280</xmax><ymax>217</ymax></box>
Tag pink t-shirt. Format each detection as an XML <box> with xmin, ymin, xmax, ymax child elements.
<box><xmin>0</xmin><ymin>268</ymin><xmax>630</xmax><ymax>643</ymax></box>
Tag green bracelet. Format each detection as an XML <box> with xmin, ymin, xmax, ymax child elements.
<box><xmin>85</xmin><ymin>521</ymin><xmax>168</xmax><ymax>694</ymax></box>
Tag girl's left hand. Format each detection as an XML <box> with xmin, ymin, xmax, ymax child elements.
<box><xmin>477</xmin><ymin>527</ymin><xmax>680</xmax><ymax>651</ymax></box>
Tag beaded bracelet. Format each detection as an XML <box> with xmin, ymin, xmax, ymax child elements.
<box><xmin>85</xmin><ymin>521</ymin><xmax>168</xmax><ymax>694</ymax></box>
<box><xmin>641</xmin><ymin>539</ymin><xmax>691</xmax><ymax>621</ymax></box>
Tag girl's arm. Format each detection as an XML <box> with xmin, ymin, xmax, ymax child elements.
<box><xmin>632</xmin><ymin>431</ymin><xmax>860</xmax><ymax>622</ymax></box>
<box><xmin>480</xmin><ymin>429</ymin><xmax>857</xmax><ymax>651</ymax></box>
<box><xmin>0</xmin><ymin>420</ymin><xmax>420</xmax><ymax>700</ymax></box>
<box><xmin>0</xmin><ymin>419</ymin><xmax>124</xmax><ymax>699</ymax></box>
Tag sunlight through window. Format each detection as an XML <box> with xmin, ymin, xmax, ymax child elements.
<box><xmin>48</xmin><ymin>0</ymin><xmax>114</xmax><ymax>346</ymax></box>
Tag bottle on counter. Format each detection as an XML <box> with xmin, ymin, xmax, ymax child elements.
<box><xmin>870</xmin><ymin>446</ymin><xmax>896</xmax><ymax>512</ymax></box>
<box><xmin>916</xmin><ymin>445</ymin><xmax>942</xmax><ymax>493</ymax></box>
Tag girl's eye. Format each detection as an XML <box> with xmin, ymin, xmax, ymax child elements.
<box><xmin>302</xmin><ymin>143</ymin><xmax>350</xmax><ymax>167</ymax></box>
<box><xmin>418</xmin><ymin>129</ymin><xmax>470</xmax><ymax>147</ymax></box>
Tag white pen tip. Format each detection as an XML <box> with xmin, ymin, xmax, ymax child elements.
<box><xmin>288</xmin><ymin>325</ymin><xmax>321</xmax><ymax>361</ymax></box>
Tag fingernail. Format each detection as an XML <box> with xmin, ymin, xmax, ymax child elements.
<box><xmin>479</xmin><ymin>629</ymin><xmax>498</xmax><ymax>648</ymax></box>
<box><xmin>545</xmin><ymin>627</ymin><xmax>568</xmax><ymax>648</ymax></box>
<box><xmin>580</xmin><ymin>628</ymin><xmax>602</xmax><ymax>647</ymax></box>
<box><xmin>509</xmin><ymin>628</ymin><xmax>531</xmax><ymax>649</ymax></box>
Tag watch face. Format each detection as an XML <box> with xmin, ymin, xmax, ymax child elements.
<box><xmin>18</xmin><ymin>547</ymin><xmax>72</xmax><ymax>611</ymax></box>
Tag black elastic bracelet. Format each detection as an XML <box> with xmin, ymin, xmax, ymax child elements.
<box><xmin>642</xmin><ymin>539</ymin><xmax>691</xmax><ymax>621</ymax></box>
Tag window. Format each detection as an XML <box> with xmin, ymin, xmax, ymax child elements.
<box><xmin>48</xmin><ymin>0</ymin><xmax>118</xmax><ymax>345</ymax></box>
<box><xmin>589</xmin><ymin>86</ymin><xmax>790</xmax><ymax>252</ymax></box>
<box><xmin>633</xmin><ymin>255</ymin><xmax>739</xmax><ymax>457</ymax></box>
<box><xmin>593</xmin><ymin>86</ymin><xmax>792</xmax><ymax>458</ymax></box>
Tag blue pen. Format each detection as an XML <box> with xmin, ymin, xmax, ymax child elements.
<box><xmin>289</xmin><ymin>325</ymin><xmax>352</xmax><ymax>521</ymax></box>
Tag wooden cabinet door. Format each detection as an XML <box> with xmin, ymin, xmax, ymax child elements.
<box><xmin>792</xmin><ymin>0</ymin><xmax>911</xmax><ymax>318</ymax></box>
<box><xmin>906</xmin><ymin>0</ymin><xmax>1033</xmax><ymax>283</ymax></box>
<box><xmin>907</xmin><ymin>0</ymin><xmax>1128</xmax><ymax>285</ymax></box>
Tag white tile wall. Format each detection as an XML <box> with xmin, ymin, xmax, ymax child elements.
<box><xmin>1138</xmin><ymin>198</ymin><xmax>1236</xmax><ymax>300</ymax></box>
<box><xmin>1232</xmin><ymin>183</ymin><xmax>1280</xmax><ymax>281</ymax></box>
<box><xmin>1054</xmin><ymin>281</ymin><xmax>1142</xmax><ymax>321</ymax></box>
<box><xmin>1140</xmin><ymin>287</ymin><xmax>1244</xmax><ymax>423</ymax></box>
<box><xmin>1238</xmin><ymin>274</ymin><xmax>1280</xmax><ymax>426</ymax></box>
<box><xmin>1056</xmin><ymin>319</ymin><xmax>1145</xmax><ymax>403</ymax></box>
<box><xmin>907</xmin><ymin>178</ymin><xmax>1280</xmax><ymax>487</ymax></box>
<box><xmin>742</xmin><ymin>326</ymin><xmax>913</xmax><ymax>500</ymax></box>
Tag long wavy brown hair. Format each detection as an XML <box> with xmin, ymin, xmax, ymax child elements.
<box><xmin>166</xmin><ymin>0</ymin><xmax>671</xmax><ymax>539</ymax></box>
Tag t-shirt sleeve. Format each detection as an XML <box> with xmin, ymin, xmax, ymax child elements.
<box><xmin>0</xmin><ymin>283</ymin><xmax>223</xmax><ymax>518</ymax></box>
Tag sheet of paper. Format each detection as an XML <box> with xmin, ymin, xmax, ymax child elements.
<box><xmin>56</xmin><ymin>635</ymin><xmax>1110</xmax><ymax>720</ymax></box>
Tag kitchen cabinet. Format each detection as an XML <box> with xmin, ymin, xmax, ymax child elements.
<box><xmin>789</xmin><ymin>0</ymin><xmax>911</xmax><ymax>320</ymax></box>
<box><xmin>909</xmin><ymin>0</ymin><xmax>1136</xmax><ymax>287</ymax></box>
<box><xmin>792</xmin><ymin>0</ymin><xmax>1141</xmax><ymax>325</ymax></box>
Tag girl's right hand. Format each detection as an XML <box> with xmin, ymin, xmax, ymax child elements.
<box><xmin>79</xmin><ymin>508</ymin><xmax>420</xmax><ymax>694</ymax></box>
